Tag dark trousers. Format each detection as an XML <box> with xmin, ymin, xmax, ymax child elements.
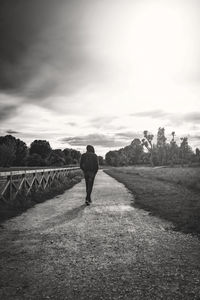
<box><xmin>84</xmin><ymin>171</ymin><xmax>96</xmax><ymax>200</ymax></box>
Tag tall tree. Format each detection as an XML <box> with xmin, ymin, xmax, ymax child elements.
<box><xmin>63</xmin><ymin>148</ymin><xmax>73</xmax><ymax>165</ymax></box>
<box><xmin>70</xmin><ymin>149</ymin><xmax>81</xmax><ymax>164</ymax></box>
<box><xmin>27</xmin><ymin>153</ymin><xmax>45</xmax><ymax>167</ymax></box>
<box><xmin>0</xmin><ymin>144</ymin><xmax>15</xmax><ymax>167</ymax></box>
<box><xmin>168</xmin><ymin>131</ymin><xmax>179</xmax><ymax>166</ymax></box>
<box><xmin>29</xmin><ymin>140</ymin><xmax>52</xmax><ymax>159</ymax></box>
<box><xmin>141</xmin><ymin>130</ymin><xmax>154</xmax><ymax>166</ymax></box>
<box><xmin>63</xmin><ymin>148</ymin><xmax>81</xmax><ymax>165</ymax></box>
<box><xmin>14</xmin><ymin>138</ymin><xmax>28</xmax><ymax>166</ymax></box>
<box><xmin>156</xmin><ymin>127</ymin><xmax>167</xmax><ymax>165</ymax></box>
<box><xmin>179</xmin><ymin>137</ymin><xmax>193</xmax><ymax>165</ymax></box>
<box><xmin>48</xmin><ymin>149</ymin><xmax>65</xmax><ymax>166</ymax></box>
<box><xmin>0</xmin><ymin>135</ymin><xmax>28</xmax><ymax>167</ymax></box>
<box><xmin>126</xmin><ymin>138</ymin><xmax>144</xmax><ymax>164</ymax></box>
<box><xmin>157</xmin><ymin>127</ymin><xmax>166</xmax><ymax>147</ymax></box>
<box><xmin>98</xmin><ymin>156</ymin><xmax>104</xmax><ymax>165</ymax></box>
<box><xmin>105</xmin><ymin>151</ymin><xmax>120</xmax><ymax>166</ymax></box>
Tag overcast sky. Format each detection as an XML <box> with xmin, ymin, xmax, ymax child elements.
<box><xmin>0</xmin><ymin>0</ymin><xmax>200</xmax><ymax>155</ymax></box>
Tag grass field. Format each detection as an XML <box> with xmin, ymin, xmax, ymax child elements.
<box><xmin>104</xmin><ymin>166</ymin><xmax>200</xmax><ymax>234</ymax></box>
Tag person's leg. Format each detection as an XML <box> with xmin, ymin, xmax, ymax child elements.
<box><xmin>85</xmin><ymin>177</ymin><xmax>89</xmax><ymax>194</ymax></box>
<box><xmin>84</xmin><ymin>172</ymin><xmax>90</xmax><ymax>203</ymax></box>
<box><xmin>87</xmin><ymin>172</ymin><xmax>95</xmax><ymax>202</ymax></box>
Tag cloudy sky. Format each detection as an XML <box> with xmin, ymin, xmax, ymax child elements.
<box><xmin>0</xmin><ymin>0</ymin><xmax>200</xmax><ymax>155</ymax></box>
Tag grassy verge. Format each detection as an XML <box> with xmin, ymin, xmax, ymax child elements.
<box><xmin>0</xmin><ymin>170</ymin><xmax>83</xmax><ymax>223</ymax></box>
<box><xmin>104</xmin><ymin>166</ymin><xmax>200</xmax><ymax>234</ymax></box>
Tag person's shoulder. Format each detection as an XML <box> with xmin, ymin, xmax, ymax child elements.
<box><xmin>89</xmin><ymin>152</ymin><xmax>97</xmax><ymax>156</ymax></box>
<box><xmin>81</xmin><ymin>153</ymin><xmax>87</xmax><ymax>159</ymax></box>
<box><xmin>83</xmin><ymin>152</ymin><xmax>97</xmax><ymax>158</ymax></box>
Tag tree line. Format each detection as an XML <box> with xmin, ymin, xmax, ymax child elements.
<box><xmin>105</xmin><ymin>128</ymin><xmax>200</xmax><ymax>167</ymax></box>
<box><xmin>1</xmin><ymin>129</ymin><xmax>199</xmax><ymax>168</ymax></box>
<box><xmin>0</xmin><ymin>135</ymin><xmax>82</xmax><ymax>168</ymax></box>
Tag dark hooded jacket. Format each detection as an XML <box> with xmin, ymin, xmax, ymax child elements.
<box><xmin>80</xmin><ymin>151</ymin><xmax>99</xmax><ymax>174</ymax></box>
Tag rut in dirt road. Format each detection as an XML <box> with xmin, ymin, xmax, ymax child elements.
<box><xmin>0</xmin><ymin>170</ymin><xmax>200</xmax><ymax>300</ymax></box>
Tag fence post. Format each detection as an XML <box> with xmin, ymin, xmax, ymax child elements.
<box><xmin>9</xmin><ymin>173</ymin><xmax>12</xmax><ymax>202</ymax></box>
<box><xmin>22</xmin><ymin>172</ymin><xmax>26</xmax><ymax>198</ymax></box>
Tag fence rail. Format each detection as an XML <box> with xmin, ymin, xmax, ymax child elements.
<box><xmin>0</xmin><ymin>167</ymin><xmax>80</xmax><ymax>203</ymax></box>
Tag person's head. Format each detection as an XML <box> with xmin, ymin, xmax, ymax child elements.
<box><xmin>86</xmin><ymin>145</ymin><xmax>95</xmax><ymax>153</ymax></box>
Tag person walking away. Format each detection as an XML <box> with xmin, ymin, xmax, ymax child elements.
<box><xmin>80</xmin><ymin>145</ymin><xmax>99</xmax><ymax>205</ymax></box>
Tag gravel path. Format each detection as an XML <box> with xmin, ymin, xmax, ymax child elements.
<box><xmin>0</xmin><ymin>171</ymin><xmax>200</xmax><ymax>300</ymax></box>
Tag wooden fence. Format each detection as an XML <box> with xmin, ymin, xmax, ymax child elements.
<box><xmin>0</xmin><ymin>167</ymin><xmax>80</xmax><ymax>203</ymax></box>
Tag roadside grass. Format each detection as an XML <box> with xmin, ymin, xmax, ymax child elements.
<box><xmin>115</xmin><ymin>166</ymin><xmax>200</xmax><ymax>192</ymax></box>
<box><xmin>104</xmin><ymin>166</ymin><xmax>200</xmax><ymax>234</ymax></box>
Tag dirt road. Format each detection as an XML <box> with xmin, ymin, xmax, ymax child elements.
<box><xmin>0</xmin><ymin>171</ymin><xmax>200</xmax><ymax>299</ymax></box>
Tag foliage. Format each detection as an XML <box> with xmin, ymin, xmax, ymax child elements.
<box><xmin>196</xmin><ymin>148</ymin><xmax>200</xmax><ymax>156</ymax></box>
<box><xmin>105</xmin><ymin>128</ymin><xmax>198</xmax><ymax>167</ymax></box>
<box><xmin>105</xmin><ymin>139</ymin><xmax>144</xmax><ymax>166</ymax></box>
<box><xmin>29</xmin><ymin>140</ymin><xmax>52</xmax><ymax>159</ymax></box>
<box><xmin>141</xmin><ymin>131</ymin><xmax>154</xmax><ymax>166</ymax></box>
<box><xmin>14</xmin><ymin>138</ymin><xmax>28</xmax><ymax>166</ymax></box>
<box><xmin>0</xmin><ymin>129</ymin><xmax>199</xmax><ymax>168</ymax></box>
<box><xmin>27</xmin><ymin>153</ymin><xmax>46</xmax><ymax>167</ymax></box>
<box><xmin>156</xmin><ymin>127</ymin><xmax>167</xmax><ymax>165</ymax></box>
<box><xmin>0</xmin><ymin>135</ymin><xmax>81</xmax><ymax>167</ymax></box>
<box><xmin>98</xmin><ymin>156</ymin><xmax>104</xmax><ymax>165</ymax></box>
<box><xmin>0</xmin><ymin>144</ymin><xmax>16</xmax><ymax>167</ymax></box>
<box><xmin>105</xmin><ymin>151</ymin><xmax>120</xmax><ymax>167</ymax></box>
<box><xmin>63</xmin><ymin>148</ymin><xmax>81</xmax><ymax>165</ymax></box>
<box><xmin>179</xmin><ymin>137</ymin><xmax>193</xmax><ymax>165</ymax></box>
<box><xmin>195</xmin><ymin>148</ymin><xmax>200</xmax><ymax>163</ymax></box>
<box><xmin>0</xmin><ymin>135</ymin><xmax>28</xmax><ymax>167</ymax></box>
<box><xmin>70</xmin><ymin>149</ymin><xmax>81</xmax><ymax>163</ymax></box>
<box><xmin>48</xmin><ymin>149</ymin><xmax>66</xmax><ymax>166</ymax></box>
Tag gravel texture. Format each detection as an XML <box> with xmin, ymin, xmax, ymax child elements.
<box><xmin>0</xmin><ymin>170</ymin><xmax>200</xmax><ymax>299</ymax></box>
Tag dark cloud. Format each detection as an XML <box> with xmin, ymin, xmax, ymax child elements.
<box><xmin>115</xmin><ymin>131</ymin><xmax>141</xmax><ymax>139</ymax></box>
<box><xmin>0</xmin><ymin>0</ymin><xmax>56</xmax><ymax>95</ymax></box>
<box><xmin>6</xmin><ymin>130</ymin><xmax>20</xmax><ymax>134</ymax></box>
<box><xmin>61</xmin><ymin>134</ymin><xmax>126</xmax><ymax>148</ymax></box>
<box><xmin>0</xmin><ymin>104</ymin><xmax>18</xmax><ymax>122</ymax></box>
<box><xmin>0</xmin><ymin>0</ymin><xmax>98</xmax><ymax>99</ymax></box>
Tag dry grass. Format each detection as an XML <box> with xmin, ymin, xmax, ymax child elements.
<box><xmin>104</xmin><ymin>166</ymin><xmax>200</xmax><ymax>234</ymax></box>
<box><xmin>117</xmin><ymin>166</ymin><xmax>200</xmax><ymax>192</ymax></box>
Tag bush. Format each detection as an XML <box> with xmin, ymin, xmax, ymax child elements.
<box><xmin>27</xmin><ymin>153</ymin><xmax>46</xmax><ymax>166</ymax></box>
<box><xmin>0</xmin><ymin>144</ymin><xmax>15</xmax><ymax>167</ymax></box>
